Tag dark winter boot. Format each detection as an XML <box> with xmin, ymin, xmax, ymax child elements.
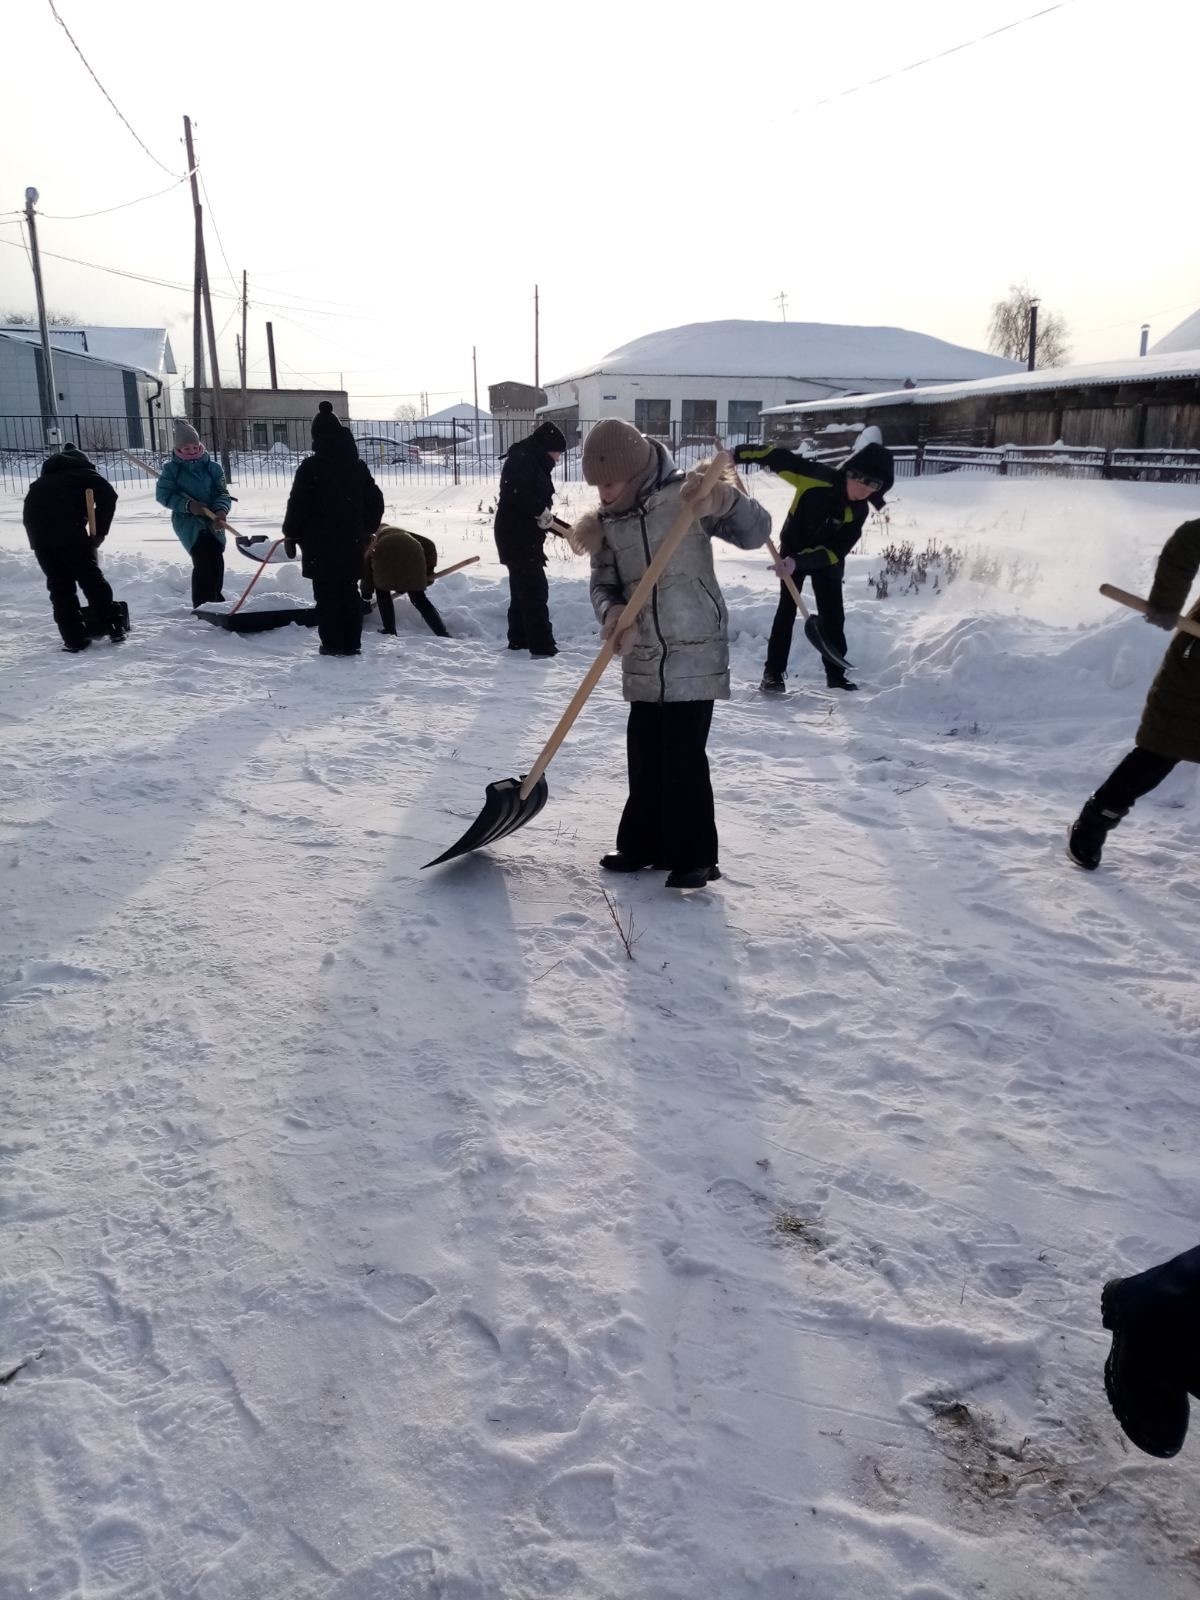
<box><xmin>61</xmin><ymin>636</ymin><xmax>92</xmax><ymax>654</ymax></box>
<box><xmin>1068</xmin><ymin>796</ymin><xmax>1127</xmax><ymax>871</ymax></box>
<box><xmin>601</xmin><ymin>852</ymin><xmax>652</xmax><ymax>873</ymax></box>
<box><xmin>760</xmin><ymin>668</ymin><xmax>786</xmax><ymax>693</ymax></box>
<box><xmin>665</xmin><ymin>865</ymin><xmax>722</xmax><ymax>890</ymax></box>
<box><xmin>1101</xmin><ymin>1249</ymin><xmax>1200</xmax><ymax>1457</ymax></box>
<box><xmin>825</xmin><ymin>671</ymin><xmax>859</xmax><ymax>692</ymax></box>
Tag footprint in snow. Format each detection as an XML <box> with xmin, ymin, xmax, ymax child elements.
<box><xmin>80</xmin><ymin>1517</ymin><xmax>149</xmax><ymax>1593</ymax></box>
<box><xmin>362</xmin><ymin>1271</ymin><xmax>437</xmax><ymax>1324</ymax></box>
<box><xmin>330</xmin><ymin>1545</ymin><xmax>442</xmax><ymax>1600</ymax></box>
<box><xmin>537</xmin><ymin>1465</ymin><xmax>618</xmax><ymax>1539</ymax></box>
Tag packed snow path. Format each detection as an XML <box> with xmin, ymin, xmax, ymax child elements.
<box><xmin>2</xmin><ymin>476</ymin><xmax>1199</xmax><ymax>1597</ymax></box>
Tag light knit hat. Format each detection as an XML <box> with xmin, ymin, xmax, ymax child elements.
<box><xmin>581</xmin><ymin>418</ymin><xmax>655</xmax><ymax>486</ymax></box>
<box><xmin>173</xmin><ymin>418</ymin><xmax>202</xmax><ymax>448</ymax></box>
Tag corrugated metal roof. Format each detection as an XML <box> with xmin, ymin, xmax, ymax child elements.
<box><xmin>762</xmin><ymin>349</ymin><xmax>1200</xmax><ymax>417</ymax></box>
<box><xmin>1</xmin><ymin>324</ymin><xmax>176</xmax><ymax>378</ymax></box>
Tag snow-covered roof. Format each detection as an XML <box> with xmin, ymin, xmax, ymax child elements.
<box><xmin>421</xmin><ymin>402</ymin><xmax>491</xmax><ymax>424</ymax></box>
<box><xmin>1149</xmin><ymin>309</ymin><xmax>1200</xmax><ymax>356</ymax></box>
<box><xmin>548</xmin><ymin>320</ymin><xmax>1019</xmax><ymax>387</ymax></box>
<box><xmin>762</xmin><ymin>349</ymin><xmax>1200</xmax><ymax>418</ymax></box>
<box><xmin>2</xmin><ymin>324</ymin><xmax>176</xmax><ymax>378</ymax></box>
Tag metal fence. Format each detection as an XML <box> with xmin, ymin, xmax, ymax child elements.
<box><xmin>3</xmin><ymin>413</ymin><xmax>1199</xmax><ymax>495</ymax></box>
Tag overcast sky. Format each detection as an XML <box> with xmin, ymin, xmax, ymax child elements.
<box><xmin>1</xmin><ymin>0</ymin><xmax>1195</xmax><ymax>415</ymax></box>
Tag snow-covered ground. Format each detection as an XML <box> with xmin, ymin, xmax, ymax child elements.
<box><xmin>2</xmin><ymin>468</ymin><xmax>1199</xmax><ymax>1599</ymax></box>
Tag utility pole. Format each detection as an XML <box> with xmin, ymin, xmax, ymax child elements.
<box><xmin>197</xmin><ymin>206</ymin><xmax>226</xmax><ymax>468</ymax></box>
<box><xmin>240</xmin><ymin>269</ymin><xmax>248</xmax><ymax>418</ymax></box>
<box><xmin>534</xmin><ymin>284</ymin><xmax>540</xmax><ymax>388</ymax></box>
<box><xmin>23</xmin><ymin>188</ymin><xmax>60</xmax><ymax>445</ymax></box>
<box><xmin>774</xmin><ymin>290</ymin><xmax>788</xmax><ymax>322</ymax></box>
<box><xmin>266</xmin><ymin>321</ymin><xmax>278</xmax><ymax>389</ymax></box>
<box><xmin>472</xmin><ymin>345</ymin><xmax>480</xmax><ymax>460</ymax></box>
<box><xmin>183</xmin><ymin>116</ymin><xmax>205</xmax><ymax>427</ymax></box>
<box><xmin>1026</xmin><ymin>297</ymin><xmax>1040</xmax><ymax>371</ymax></box>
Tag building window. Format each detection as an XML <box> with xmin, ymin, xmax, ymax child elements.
<box><xmin>634</xmin><ymin>398</ymin><xmax>670</xmax><ymax>437</ymax></box>
<box><xmin>726</xmin><ymin>400</ymin><xmax>762</xmax><ymax>440</ymax></box>
<box><xmin>252</xmin><ymin>422</ymin><xmax>268</xmax><ymax>449</ymax></box>
<box><xmin>273</xmin><ymin>422</ymin><xmax>289</xmax><ymax>446</ymax></box>
<box><xmin>681</xmin><ymin>399</ymin><xmax>717</xmax><ymax>437</ymax></box>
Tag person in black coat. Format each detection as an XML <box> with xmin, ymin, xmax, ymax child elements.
<box><xmin>732</xmin><ymin>438</ymin><xmax>894</xmax><ymax>691</ymax></box>
<box><xmin>22</xmin><ymin>444</ymin><xmax>125</xmax><ymax>652</ymax></box>
<box><xmin>493</xmin><ymin>420</ymin><xmax>567</xmax><ymax>657</ymax></box>
<box><xmin>282</xmin><ymin>403</ymin><xmax>384</xmax><ymax>656</ymax></box>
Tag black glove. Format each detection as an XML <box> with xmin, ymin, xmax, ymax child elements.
<box><xmin>284</xmin><ymin>539</ymin><xmax>298</xmax><ymax>560</ymax></box>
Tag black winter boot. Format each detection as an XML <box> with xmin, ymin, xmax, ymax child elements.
<box><xmin>1068</xmin><ymin>796</ymin><xmax>1127</xmax><ymax>870</ymax></box>
<box><xmin>1101</xmin><ymin>1249</ymin><xmax>1200</xmax><ymax>1457</ymax></box>
<box><xmin>825</xmin><ymin>671</ymin><xmax>858</xmax><ymax>692</ymax></box>
<box><xmin>759</xmin><ymin>668</ymin><xmax>786</xmax><ymax>693</ymax></box>
<box><xmin>601</xmin><ymin>852</ymin><xmax>652</xmax><ymax>873</ymax></box>
<box><xmin>665</xmin><ymin>865</ymin><xmax>722</xmax><ymax>890</ymax></box>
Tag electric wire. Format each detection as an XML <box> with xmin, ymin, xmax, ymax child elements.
<box><xmin>46</xmin><ymin>0</ymin><xmax>184</xmax><ymax>177</ymax></box>
<box><xmin>807</xmin><ymin>2</ymin><xmax>1074</xmax><ymax>110</ymax></box>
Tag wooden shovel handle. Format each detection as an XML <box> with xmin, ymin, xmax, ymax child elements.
<box><xmin>84</xmin><ymin>488</ymin><xmax>98</xmax><ymax>540</ymax></box>
<box><xmin>431</xmin><ymin>555</ymin><xmax>480</xmax><ymax>580</ymax></box>
<box><xmin>120</xmin><ymin>448</ymin><xmax>242</xmax><ymax>537</ymax></box>
<box><xmin>1100</xmin><ymin>583</ymin><xmax>1200</xmax><ymax>641</ymax></box>
<box><xmin>766</xmin><ymin>536</ymin><xmax>809</xmax><ymax>618</ymax></box>
<box><xmin>518</xmin><ymin>452</ymin><xmax>733</xmax><ymax>801</ymax></box>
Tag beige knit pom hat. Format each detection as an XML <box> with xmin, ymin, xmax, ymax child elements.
<box><xmin>581</xmin><ymin>418</ymin><xmax>655</xmax><ymax>485</ymax></box>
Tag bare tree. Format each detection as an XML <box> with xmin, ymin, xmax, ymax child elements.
<box><xmin>988</xmin><ymin>284</ymin><xmax>1071</xmax><ymax>367</ymax></box>
<box><xmin>2</xmin><ymin>308</ymin><xmax>81</xmax><ymax>327</ymax></box>
<box><xmin>392</xmin><ymin>402</ymin><xmax>420</xmax><ymax>422</ymax></box>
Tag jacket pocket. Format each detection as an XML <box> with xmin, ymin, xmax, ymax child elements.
<box><xmin>698</xmin><ymin>578</ymin><xmax>724</xmax><ymax>625</ymax></box>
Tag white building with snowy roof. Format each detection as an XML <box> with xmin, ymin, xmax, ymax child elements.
<box><xmin>0</xmin><ymin>323</ymin><xmax>177</xmax><ymax>455</ymax></box>
<box><xmin>540</xmin><ymin>319</ymin><xmax>1019</xmax><ymax>442</ymax></box>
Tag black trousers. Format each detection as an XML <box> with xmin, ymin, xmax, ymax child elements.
<box><xmin>617</xmin><ymin>700</ymin><xmax>717</xmax><ymax>871</ymax></box>
<box><xmin>376</xmin><ymin>588</ymin><xmax>449</xmax><ymax>638</ymax></box>
<box><xmin>504</xmin><ymin>558</ymin><xmax>556</xmax><ymax>655</ymax></box>
<box><xmin>766</xmin><ymin>565</ymin><xmax>847</xmax><ymax>679</ymax></box>
<box><xmin>312</xmin><ymin>579</ymin><xmax>364</xmax><ymax>655</ymax></box>
<box><xmin>190</xmin><ymin>531</ymin><xmax>226</xmax><ymax>609</ymax></box>
<box><xmin>1094</xmin><ymin>746</ymin><xmax>1178</xmax><ymax>813</ymax></box>
<box><xmin>34</xmin><ymin>541</ymin><xmax>116</xmax><ymax>648</ymax></box>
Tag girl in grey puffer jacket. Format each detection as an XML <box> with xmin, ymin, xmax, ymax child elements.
<box><xmin>572</xmin><ymin>420</ymin><xmax>771</xmax><ymax>889</ymax></box>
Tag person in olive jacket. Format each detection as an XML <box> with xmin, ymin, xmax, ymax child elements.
<box><xmin>1069</xmin><ymin>516</ymin><xmax>1200</xmax><ymax>869</ymax></box>
<box><xmin>732</xmin><ymin>438</ymin><xmax>894</xmax><ymax>692</ymax></box>
<box><xmin>493</xmin><ymin>420</ymin><xmax>567</xmax><ymax>657</ymax></box>
<box><xmin>23</xmin><ymin>444</ymin><xmax>123</xmax><ymax>651</ymax></box>
<box><xmin>282</xmin><ymin>403</ymin><xmax>384</xmax><ymax>656</ymax></box>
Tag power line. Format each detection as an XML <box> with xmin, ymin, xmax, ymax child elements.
<box><xmin>36</xmin><ymin>173</ymin><xmax>194</xmax><ymax>221</ymax></box>
<box><xmin>198</xmin><ymin>170</ymin><xmax>239</xmax><ymax>295</ymax></box>
<box><xmin>807</xmin><ymin>2</ymin><xmax>1074</xmax><ymax>110</ymax></box>
<box><xmin>0</xmin><ymin>236</ymin><xmax>377</xmax><ymax>322</ymax></box>
<box><xmin>46</xmin><ymin>0</ymin><xmax>184</xmax><ymax>177</ymax></box>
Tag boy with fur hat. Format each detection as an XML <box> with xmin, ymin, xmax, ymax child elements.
<box><xmin>493</xmin><ymin>419</ymin><xmax>568</xmax><ymax>657</ymax></box>
<box><xmin>573</xmin><ymin>418</ymin><xmax>771</xmax><ymax>889</ymax></box>
<box><xmin>283</xmin><ymin>402</ymin><xmax>384</xmax><ymax>656</ymax></box>
<box><xmin>155</xmin><ymin>420</ymin><xmax>233</xmax><ymax>609</ymax></box>
<box><xmin>732</xmin><ymin>437</ymin><xmax>894</xmax><ymax>692</ymax></box>
<box><xmin>23</xmin><ymin>444</ymin><xmax>124</xmax><ymax>652</ymax></box>
<box><xmin>363</xmin><ymin>526</ymin><xmax>449</xmax><ymax>637</ymax></box>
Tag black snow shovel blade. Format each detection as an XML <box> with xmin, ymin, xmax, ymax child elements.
<box><xmin>422</xmin><ymin>775</ymin><xmax>549</xmax><ymax>868</ymax></box>
<box><xmin>803</xmin><ymin>613</ymin><xmax>851</xmax><ymax>674</ymax></box>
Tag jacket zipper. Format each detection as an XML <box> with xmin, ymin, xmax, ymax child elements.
<box><xmin>639</xmin><ymin>510</ymin><xmax>668</xmax><ymax>702</ymax></box>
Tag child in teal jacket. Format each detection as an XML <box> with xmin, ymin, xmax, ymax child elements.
<box><xmin>156</xmin><ymin>420</ymin><xmax>233</xmax><ymax>608</ymax></box>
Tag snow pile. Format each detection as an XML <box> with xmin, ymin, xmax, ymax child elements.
<box><xmin>2</xmin><ymin>474</ymin><xmax>1199</xmax><ymax>1598</ymax></box>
